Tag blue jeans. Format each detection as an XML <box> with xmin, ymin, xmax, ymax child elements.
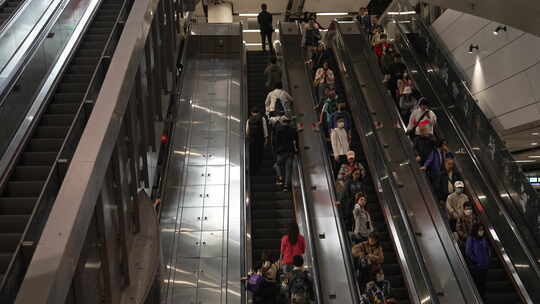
<box><xmin>274</xmin><ymin>152</ymin><xmax>294</xmax><ymax>187</ymax></box>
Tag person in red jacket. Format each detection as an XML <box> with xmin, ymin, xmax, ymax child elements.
<box><xmin>280</xmin><ymin>222</ymin><xmax>306</xmax><ymax>273</ymax></box>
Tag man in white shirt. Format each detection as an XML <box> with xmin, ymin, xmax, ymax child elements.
<box><xmin>265</xmin><ymin>82</ymin><xmax>293</xmax><ymax>123</ymax></box>
<box><xmin>406</xmin><ymin>97</ymin><xmax>437</xmax><ymax>136</ymax></box>
<box><xmin>330</xmin><ymin>118</ymin><xmax>350</xmax><ymax>166</ymax></box>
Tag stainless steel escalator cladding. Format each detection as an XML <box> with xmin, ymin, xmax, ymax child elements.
<box><xmin>332</xmin><ymin>20</ymin><xmax>483</xmax><ymax>304</ymax></box>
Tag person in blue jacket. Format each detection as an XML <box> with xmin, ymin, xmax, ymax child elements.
<box><xmin>465</xmin><ymin>223</ymin><xmax>490</xmax><ymax>299</ymax></box>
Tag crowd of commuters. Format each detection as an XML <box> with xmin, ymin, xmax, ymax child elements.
<box><xmin>247</xmin><ymin>4</ymin><xmax>493</xmax><ymax>303</ymax></box>
<box><xmin>363</xmin><ymin>10</ymin><xmax>492</xmax><ymax>300</ymax></box>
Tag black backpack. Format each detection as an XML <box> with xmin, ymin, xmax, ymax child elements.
<box><xmin>248</xmin><ymin>114</ymin><xmax>264</xmax><ymax>139</ymax></box>
<box><xmin>289</xmin><ymin>270</ymin><xmax>311</xmax><ymax>300</ymax></box>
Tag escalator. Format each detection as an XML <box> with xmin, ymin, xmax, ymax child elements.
<box><xmin>0</xmin><ymin>0</ymin><xmax>125</xmax><ymax>298</ymax></box>
<box><xmin>247</xmin><ymin>51</ymin><xmax>296</xmax><ymax>264</ymax></box>
<box><xmin>384</xmin><ymin>16</ymin><xmax>540</xmax><ymax>303</ymax></box>
<box><xmin>0</xmin><ymin>0</ymin><xmax>25</xmax><ymax>26</ymax></box>
<box><xmin>331</xmin><ymin>21</ymin><xmax>483</xmax><ymax>303</ymax></box>
<box><xmin>313</xmin><ymin>47</ymin><xmax>410</xmax><ymax>302</ymax></box>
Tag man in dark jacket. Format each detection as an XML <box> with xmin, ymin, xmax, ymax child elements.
<box><xmin>246</xmin><ymin>107</ymin><xmax>269</xmax><ymax>175</ymax></box>
<box><xmin>273</xmin><ymin>115</ymin><xmax>298</xmax><ymax>191</ymax></box>
<box><xmin>258</xmin><ymin>4</ymin><xmax>274</xmax><ymax>53</ymax></box>
<box><xmin>413</xmin><ymin>127</ymin><xmax>436</xmax><ymax>164</ymax></box>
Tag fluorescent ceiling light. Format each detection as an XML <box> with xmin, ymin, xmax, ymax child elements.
<box><xmin>388</xmin><ymin>11</ymin><xmax>416</xmax><ymax>15</ymax></box>
<box><xmin>528</xmin><ymin>156</ymin><xmax>540</xmax><ymax>159</ymax></box>
<box><xmin>532</xmin><ymin>142</ymin><xmax>539</xmax><ymax>146</ymax></box>
<box><xmin>239</xmin><ymin>13</ymin><xmax>258</xmax><ymax>17</ymax></box>
<box><xmin>532</xmin><ymin>132</ymin><xmax>539</xmax><ymax>136</ymax></box>
<box><xmin>515</xmin><ymin>160</ymin><xmax>536</xmax><ymax>163</ymax></box>
<box><xmin>245</xmin><ymin>42</ymin><xmax>277</xmax><ymax>46</ymax></box>
<box><xmin>243</xmin><ymin>29</ymin><xmax>279</xmax><ymax>33</ymax></box>
<box><xmin>316</xmin><ymin>12</ymin><xmax>349</xmax><ymax>16</ymax></box>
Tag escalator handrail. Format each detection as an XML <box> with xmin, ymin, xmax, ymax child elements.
<box><xmin>391</xmin><ymin>16</ymin><xmax>540</xmax><ymax>301</ymax></box>
<box><xmin>239</xmin><ymin>21</ymin><xmax>250</xmax><ymax>304</ymax></box>
<box><xmin>278</xmin><ymin>20</ymin><xmax>323</xmax><ymax>304</ymax></box>
<box><xmin>332</xmin><ymin>21</ymin><xmax>444</xmax><ymax>304</ymax></box>
<box><xmin>391</xmin><ymin>1</ymin><xmax>540</xmax><ymax>246</ymax></box>
<box><xmin>0</xmin><ymin>0</ymin><xmax>132</xmax><ymax>298</ymax></box>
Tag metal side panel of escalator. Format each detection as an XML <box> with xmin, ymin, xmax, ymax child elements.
<box><xmin>333</xmin><ymin>20</ymin><xmax>483</xmax><ymax>304</ymax></box>
<box><xmin>0</xmin><ymin>0</ymin><xmax>130</xmax><ymax>301</ymax></box>
<box><xmin>385</xmin><ymin>14</ymin><xmax>540</xmax><ymax>303</ymax></box>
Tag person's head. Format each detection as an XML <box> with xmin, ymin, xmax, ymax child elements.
<box><xmin>346</xmin><ymin>150</ymin><xmax>356</xmax><ymax>163</ymax></box>
<box><xmin>418</xmin><ymin>97</ymin><xmax>429</xmax><ymax>111</ymax></box>
<box><xmin>250</xmin><ymin>107</ymin><xmax>261</xmax><ymax>116</ymax></box>
<box><xmin>374</xmin><ymin>269</ymin><xmax>385</xmax><ymax>282</ymax></box>
<box><xmin>261</xmin><ymin>3</ymin><xmax>267</xmax><ymax>11</ymax></box>
<box><xmin>328</xmin><ymin>87</ymin><xmax>337</xmax><ymax>98</ymax></box>
<box><xmin>445</xmin><ymin>157</ymin><xmax>455</xmax><ymax>171</ymax></box>
<box><xmin>463</xmin><ymin>202</ymin><xmax>474</xmax><ymax>216</ymax></box>
<box><xmin>337</xmin><ymin>118</ymin><xmax>345</xmax><ymax>129</ymax></box>
<box><xmin>356</xmin><ymin>193</ymin><xmax>367</xmax><ymax>207</ymax></box>
<box><xmin>260</xmin><ymin>250</ymin><xmax>274</xmax><ymax>263</ymax></box>
<box><xmin>323</xmin><ymin>86</ymin><xmax>332</xmax><ymax>97</ymax></box>
<box><xmin>352</xmin><ymin>169</ymin><xmax>362</xmax><ymax>181</ymax></box>
<box><xmin>288</xmin><ymin>222</ymin><xmax>299</xmax><ymax>244</ymax></box>
<box><xmin>393</xmin><ymin>54</ymin><xmax>402</xmax><ymax>63</ymax></box>
<box><xmin>471</xmin><ymin>223</ymin><xmax>486</xmax><ymax>239</ymax></box>
<box><xmin>292</xmin><ymin>255</ymin><xmax>304</xmax><ymax>267</ymax></box>
<box><xmin>308</xmin><ymin>17</ymin><xmax>315</xmax><ymax>26</ymax></box>
<box><xmin>435</xmin><ymin>139</ymin><xmax>446</xmax><ymax>151</ymax></box>
<box><xmin>270</xmin><ymin>56</ymin><xmax>277</xmax><ymax>64</ymax></box>
<box><xmin>386</xmin><ymin>45</ymin><xmax>394</xmax><ymax>54</ymax></box>
<box><xmin>359</xmin><ymin>7</ymin><xmax>366</xmax><ymax>14</ymax></box>
<box><xmin>275</xmin><ymin>82</ymin><xmax>283</xmax><ymax>90</ymax></box>
<box><xmin>254</xmin><ymin>261</ymin><xmax>263</xmax><ymax>273</ymax></box>
<box><xmin>454</xmin><ymin>180</ymin><xmax>465</xmax><ymax>194</ymax></box>
<box><xmin>322</xmin><ymin>61</ymin><xmax>329</xmax><ymax>70</ymax></box>
<box><xmin>368</xmin><ymin>233</ymin><xmax>379</xmax><ymax>246</ymax></box>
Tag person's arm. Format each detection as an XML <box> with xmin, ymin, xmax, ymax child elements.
<box><xmin>257</xmin><ymin>13</ymin><xmax>263</xmax><ymax>27</ymax></box>
<box><xmin>374</xmin><ymin>246</ymin><xmax>385</xmax><ymax>264</ymax></box>
<box><xmin>406</xmin><ymin>110</ymin><xmax>416</xmax><ymax>132</ymax></box>
<box><xmin>421</xmin><ymin>151</ymin><xmax>434</xmax><ymax>170</ymax></box>
<box><xmin>262</xmin><ymin>117</ymin><xmax>269</xmax><ymax>143</ymax></box>
<box><xmin>284</xmin><ymin>91</ymin><xmax>293</xmax><ymax>102</ymax></box>
<box><xmin>264</xmin><ymin>92</ymin><xmax>272</xmax><ymax>113</ymax></box>
<box><xmin>318</xmin><ymin>103</ymin><xmax>326</xmax><ymax>124</ymax></box>
<box><xmin>446</xmin><ymin>196</ymin><xmax>455</xmax><ymax>218</ymax></box>
<box><xmin>301</xmin><ymin>25</ymin><xmax>307</xmax><ymax>47</ymax></box>
<box><xmin>314</xmin><ymin>68</ymin><xmax>323</xmax><ymax>84</ymax></box>
<box><xmin>330</xmin><ymin>129</ymin><xmax>338</xmax><ymax>156</ymax></box>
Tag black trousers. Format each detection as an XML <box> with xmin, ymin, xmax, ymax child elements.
<box><xmin>260</xmin><ymin>31</ymin><xmax>274</xmax><ymax>53</ymax></box>
<box><xmin>250</xmin><ymin>138</ymin><xmax>265</xmax><ymax>175</ymax></box>
<box><xmin>203</xmin><ymin>4</ymin><xmax>208</xmax><ymax>20</ymax></box>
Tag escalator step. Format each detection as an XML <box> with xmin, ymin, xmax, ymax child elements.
<box><xmin>34</xmin><ymin>126</ymin><xmax>69</xmax><ymax>138</ymax></box>
<box><xmin>252</xmin><ymin>209</ymin><xmax>294</xmax><ymax>219</ymax></box>
<box><xmin>252</xmin><ymin>191</ymin><xmax>289</xmax><ymax>201</ymax></box>
<box><xmin>20</xmin><ymin>152</ymin><xmax>57</xmax><ymax>166</ymax></box>
<box><xmin>72</xmin><ymin>56</ymin><xmax>100</xmax><ymax>66</ymax></box>
<box><xmin>57</xmin><ymin>82</ymin><xmax>91</xmax><ymax>93</ymax></box>
<box><xmin>68</xmin><ymin>65</ymin><xmax>96</xmax><ymax>74</ymax></box>
<box><xmin>76</xmin><ymin>48</ymin><xmax>102</xmax><ymax>57</ymax></box>
<box><xmin>12</xmin><ymin>166</ymin><xmax>51</xmax><ymax>181</ymax></box>
<box><xmin>253</xmin><ymin>199</ymin><xmax>291</xmax><ymax>210</ymax></box>
<box><xmin>54</xmin><ymin>92</ymin><xmax>85</xmax><ymax>103</ymax></box>
<box><xmin>45</xmin><ymin>102</ymin><xmax>80</xmax><ymax>115</ymax></box>
<box><xmin>0</xmin><ymin>253</ymin><xmax>11</xmax><ymax>273</ymax></box>
<box><xmin>252</xmin><ymin>228</ymin><xmax>288</xmax><ymax>239</ymax></box>
<box><xmin>252</xmin><ymin>218</ymin><xmax>294</xmax><ymax>230</ymax></box>
<box><xmin>253</xmin><ymin>238</ymin><xmax>282</xmax><ymax>250</ymax></box>
<box><xmin>28</xmin><ymin>138</ymin><xmax>63</xmax><ymax>152</ymax></box>
<box><xmin>4</xmin><ymin>181</ymin><xmax>44</xmax><ymax>197</ymax></box>
<box><xmin>0</xmin><ymin>215</ymin><xmax>29</xmax><ymax>233</ymax></box>
<box><xmin>0</xmin><ymin>198</ymin><xmax>37</xmax><ymax>215</ymax></box>
<box><xmin>0</xmin><ymin>233</ymin><xmax>21</xmax><ymax>252</ymax></box>
<box><xmin>41</xmin><ymin>114</ymin><xmax>75</xmax><ymax>126</ymax></box>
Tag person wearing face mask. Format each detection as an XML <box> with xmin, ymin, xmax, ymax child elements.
<box><xmin>336</xmin><ymin>151</ymin><xmax>365</xmax><ymax>190</ymax></box>
<box><xmin>330</xmin><ymin>119</ymin><xmax>350</xmax><ymax>170</ymax></box>
<box><xmin>353</xmin><ymin>194</ymin><xmax>374</xmax><ymax>243</ymax></box>
<box><xmin>466</xmin><ymin>224</ymin><xmax>491</xmax><ymax>299</ymax></box>
<box><xmin>446</xmin><ymin>181</ymin><xmax>469</xmax><ymax>231</ymax></box>
<box><xmin>456</xmin><ymin>202</ymin><xmax>479</xmax><ymax>243</ymax></box>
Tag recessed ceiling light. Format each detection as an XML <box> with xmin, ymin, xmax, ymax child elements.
<box><xmin>532</xmin><ymin>142</ymin><xmax>538</xmax><ymax>146</ymax></box>
<box><xmin>532</xmin><ymin>132</ymin><xmax>539</xmax><ymax>136</ymax></box>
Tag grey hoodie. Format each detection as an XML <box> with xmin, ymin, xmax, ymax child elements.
<box><xmin>353</xmin><ymin>204</ymin><xmax>374</xmax><ymax>238</ymax></box>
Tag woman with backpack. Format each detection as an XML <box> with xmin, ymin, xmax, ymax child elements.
<box><xmin>280</xmin><ymin>223</ymin><xmax>306</xmax><ymax>274</ymax></box>
<box><xmin>287</xmin><ymin>255</ymin><xmax>313</xmax><ymax>304</ymax></box>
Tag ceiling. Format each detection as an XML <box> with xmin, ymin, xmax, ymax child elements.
<box><xmin>420</xmin><ymin>0</ymin><xmax>540</xmax><ymax>37</ymax></box>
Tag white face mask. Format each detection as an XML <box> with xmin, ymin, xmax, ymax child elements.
<box><xmin>338</xmin><ymin>122</ymin><xmax>345</xmax><ymax>128</ymax></box>
<box><xmin>478</xmin><ymin>230</ymin><xmax>485</xmax><ymax>237</ymax></box>
<box><xmin>464</xmin><ymin>209</ymin><xmax>473</xmax><ymax>216</ymax></box>
<box><xmin>455</xmin><ymin>188</ymin><xmax>463</xmax><ymax>194</ymax></box>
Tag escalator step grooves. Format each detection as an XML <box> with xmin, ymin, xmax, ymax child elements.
<box><xmin>0</xmin><ymin>0</ymin><xmax>124</xmax><ymax>288</ymax></box>
<box><xmin>247</xmin><ymin>51</ymin><xmax>296</xmax><ymax>266</ymax></box>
